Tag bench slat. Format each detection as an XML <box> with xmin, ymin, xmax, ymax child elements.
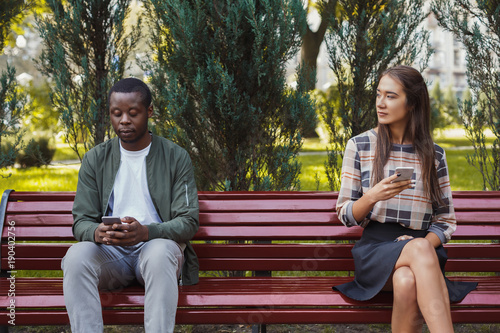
<box><xmin>4</xmin><ymin>243</ymin><xmax>499</xmax><ymax>272</ymax></box>
<box><xmin>2</xmin><ymin>308</ymin><xmax>500</xmax><ymax>326</ymax></box>
<box><xmin>5</xmin><ymin>211</ymin><xmax>500</xmax><ymax>227</ymax></box>
<box><xmin>5</xmin><ymin>214</ymin><xmax>73</xmax><ymax>226</ymax></box>
<box><xmin>2</xmin><ymin>277</ymin><xmax>499</xmax><ymax>308</ymax></box>
<box><xmin>199</xmin><ymin>212</ymin><xmax>339</xmax><ymax>225</ymax></box>
<box><xmin>193</xmin><ymin>225</ymin><xmax>500</xmax><ymax>240</ymax></box>
<box><xmin>4</xmin><ymin>258</ymin><xmax>500</xmax><ymax>273</ymax></box>
<box><xmin>7</xmin><ymin>192</ymin><xmax>75</xmax><ymax>201</ymax></box>
<box><xmin>2</xmin><ymin>226</ymin><xmax>74</xmax><ymax>240</ymax></box>
<box><xmin>199</xmin><ymin>199</ymin><xmax>336</xmax><ymax>212</ymax></box>
<box><xmin>6</xmin><ymin>201</ymin><xmax>73</xmax><ymax>214</ymax></box>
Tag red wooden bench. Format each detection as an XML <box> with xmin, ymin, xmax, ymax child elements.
<box><xmin>1</xmin><ymin>190</ymin><xmax>499</xmax><ymax>332</ymax></box>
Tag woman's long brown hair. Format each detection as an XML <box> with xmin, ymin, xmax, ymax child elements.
<box><xmin>372</xmin><ymin>65</ymin><xmax>445</xmax><ymax>207</ymax></box>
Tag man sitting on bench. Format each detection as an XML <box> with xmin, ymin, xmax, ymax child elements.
<box><xmin>62</xmin><ymin>77</ymin><xmax>200</xmax><ymax>332</ymax></box>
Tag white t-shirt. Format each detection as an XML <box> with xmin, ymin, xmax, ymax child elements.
<box><xmin>110</xmin><ymin>141</ymin><xmax>162</xmax><ymax>225</ymax></box>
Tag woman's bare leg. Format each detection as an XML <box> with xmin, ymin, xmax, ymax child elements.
<box><xmin>394</xmin><ymin>238</ymin><xmax>453</xmax><ymax>332</ymax></box>
<box><xmin>391</xmin><ymin>266</ymin><xmax>424</xmax><ymax>333</ymax></box>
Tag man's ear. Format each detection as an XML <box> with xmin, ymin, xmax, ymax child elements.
<box><xmin>148</xmin><ymin>105</ymin><xmax>153</xmax><ymax>118</ymax></box>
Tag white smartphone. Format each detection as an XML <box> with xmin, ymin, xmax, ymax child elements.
<box><xmin>392</xmin><ymin>167</ymin><xmax>414</xmax><ymax>182</ymax></box>
<box><xmin>102</xmin><ymin>216</ymin><xmax>122</xmax><ymax>225</ymax></box>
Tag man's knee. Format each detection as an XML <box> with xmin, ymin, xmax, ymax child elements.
<box><xmin>140</xmin><ymin>239</ymin><xmax>182</xmax><ymax>274</ymax></box>
<box><xmin>62</xmin><ymin>241</ymin><xmax>101</xmax><ymax>273</ymax></box>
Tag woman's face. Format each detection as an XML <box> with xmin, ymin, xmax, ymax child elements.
<box><xmin>376</xmin><ymin>75</ymin><xmax>410</xmax><ymax>129</ymax></box>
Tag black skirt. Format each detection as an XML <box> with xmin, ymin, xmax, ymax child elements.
<box><xmin>333</xmin><ymin>221</ymin><xmax>477</xmax><ymax>303</ymax></box>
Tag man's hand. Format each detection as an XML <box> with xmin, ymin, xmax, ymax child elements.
<box><xmin>94</xmin><ymin>216</ymin><xmax>149</xmax><ymax>246</ymax></box>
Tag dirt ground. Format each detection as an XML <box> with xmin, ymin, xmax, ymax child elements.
<box><xmin>9</xmin><ymin>323</ymin><xmax>500</xmax><ymax>333</ymax></box>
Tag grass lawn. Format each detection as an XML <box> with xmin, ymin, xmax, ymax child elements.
<box><xmin>0</xmin><ymin>147</ymin><xmax>485</xmax><ymax>194</ymax></box>
<box><xmin>0</xmin><ymin>164</ymin><xmax>79</xmax><ymax>194</ymax></box>
<box><xmin>299</xmin><ymin>127</ymin><xmax>490</xmax><ymax>191</ymax></box>
<box><xmin>0</xmin><ymin>127</ymin><xmax>492</xmax><ymax>193</ymax></box>
<box><xmin>298</xmin><ymin>148</ymin><xmax>485</xmax><ymax>192</ymax></box>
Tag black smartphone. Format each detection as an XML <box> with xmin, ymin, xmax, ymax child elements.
<box><xmin>102</xmin><ymin>216</ymin><xmax>122</xmax><ymax>225</ymax></box>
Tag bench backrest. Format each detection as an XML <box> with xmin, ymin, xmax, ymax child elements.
<box><xmin>1</xmin><ymin>190</ymin><xmax>500</xmax><ymax>274</ymax></box>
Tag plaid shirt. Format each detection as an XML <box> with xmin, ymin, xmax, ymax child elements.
<box><xmin>336</xmin><ymin>129</ymin><xmax>456</xmax><ymax>244</ymax></box>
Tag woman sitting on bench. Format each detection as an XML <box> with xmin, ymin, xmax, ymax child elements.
<box><xmin>333</xmin><ymin>65</ymin><xmax>477</xmax><ymax>332</ymax></box>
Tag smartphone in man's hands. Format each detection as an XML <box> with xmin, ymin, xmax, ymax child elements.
<box><xmin>392</xmin><ymin>167</ymin><xmax>414</xmax><ymax>183</ymax></box>
<box><xmin>102</xmin><ymin>216</ymin><xmax>122</xmax><ymax>225</ymax></box>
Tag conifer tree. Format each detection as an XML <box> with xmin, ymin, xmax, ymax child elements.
<box><xmin>143</xmin><ymin>0</ymin><xmax>315</xmax><ymax>191</ymax></box>
<box><xmin>37</xmin><ymin>0</ymin><xmax>141</xmax><ymax>160</ymax></box>
<box><xmin>0</xmin><ymin>0</ymin><xmax>30</xmax><ymax>170</ymax></box>
<box><xmin>322</xmin><ymin>0</ymin><xmax>431</xmax><ymax>190</ymax></box>
<box><xmin>432</xmin><ymin>0</ymin><xmax>500</xmax><ymax>190</ymax></box>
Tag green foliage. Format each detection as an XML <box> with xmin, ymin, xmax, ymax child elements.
<box><xmin>0</xmin><ymin>0</ymin><xmax>31</xmax><ymax>53</ymax></box>
<box><xmin>24</xmin><ymin>80</ymin><xmax>61</xmax><ymax>135</ymax></box>
<box><xmin>432</xmin><ymin>0</ymin><xmax>500</xmax><ymax>190</ymax></box>
<box><xmin>321</xmin><ymin>0</ymin><xmax>431</xmax><ymax>190</ymax></box>
<box><xmin>0</xmin><ymin>64</ymin><xmax>26</xmax><ymax>171</ymax></box>
<box><xmin>36</xmin><ymin>0</ymin><xmax>142</xmax><ymax>161</ymax></box>
<box><xmin>429</xmin><ymin>81</ymin><xmax>461</xmax><ymax>132</ymax></box>
<box><xmin>143</xmin><ymin>0</ymin><xmax>315</xmax><ymax>191</ymax></box>
<box><xmin>16</xmin><ymin>136</ymin><xmax>56</xmax><ymax>168</ymax></box>
<box><xmin>0</xmin><ymin>0</ymin><xmax>32</xmax><ymax>173</ymax></box>
<box><xmin>0</xmin><ymin>141</ymin><xmax>16</xmax><ymax>168</ymax></box>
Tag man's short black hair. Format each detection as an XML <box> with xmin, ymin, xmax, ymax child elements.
<box><xmin>108</xmin><ymin>77</ymin><xmax>152</xmax><ymax>108</ymax></box>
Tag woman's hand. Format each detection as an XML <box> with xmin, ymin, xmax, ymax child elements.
<box><xmin>364</xmin><ymin>173</ymin><xmax>414</xmax><ymax>205</ymax></box>
<box><xmin>394</xmin><ymin>235</ymin><xmax>414</xmax><ymax>242</ymax></box>
<box><xmin>352</xmin><ymin>173</ymin><xmax>414</xmax><ymax>223</ymax></box>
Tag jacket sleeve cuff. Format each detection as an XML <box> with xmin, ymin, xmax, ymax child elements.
<box><xmin>427</xmin><ymin>227</ymin><xmax>447</xmax><ymax>244</ymax></box>
<box><xmin>345</xmin><ymin>201</ymin><xmax>359</xmax><ymax>227</ymax></box>
<box><xmin>147</xmin><ymin>223</ymin><xmax>161</xmax><ymax>240</ymax></box>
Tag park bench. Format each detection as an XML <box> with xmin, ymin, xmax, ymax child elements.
<box><xmin>0</xmin><ymin>189</ymin><xmax>499</xmax><ymax>332</ymax></box>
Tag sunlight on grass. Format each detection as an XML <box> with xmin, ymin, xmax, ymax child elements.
<box><xmin>446</xmin><ymin>149</ymin><xmax>488</xmax><ymax>191</ymax></box>
<box><xmin>298</xmin><ymin>149</ymin><xmax>484</xmax><ymax>191</ymax></box>
<box><xmin>0</xmin><ymin>165</ymin><xmax>79</xmax><ymax>194</ymax></box>
<box><xmin>298</xmin><ymin>153</ymin><xmax>330</xmax><ymax>191</ymax></box>
<box><xmin>302</xmin><ymin>137</ymin><xmax>329</xmax><ymax>152</ymax></box>
<box><xmin>0</xmin><ymin>150</ymin><xmax>486</xmax><ymax>193</ymax></box>
<box><xmin>434</xmin><ymin>127</ymin><xmax>495</xmax><ymax>148</ymax></box>
<box><xmin>53</xmin><ymin>142</ymin><xmax>84</xmax><ymax>161</ymax></box>
<box><xmin>0</xmin><ymin>127</ymin><xmax>492</xmax><ymax>193</ymax></box>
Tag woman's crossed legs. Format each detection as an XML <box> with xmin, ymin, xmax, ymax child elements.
<box><xmin>384</xmin><ymin>238</ymin><xmax>453</xmax><ymax>333</ymax></box>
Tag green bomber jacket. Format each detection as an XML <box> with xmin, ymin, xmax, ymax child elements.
<box><xmin>72</xmin><ymin>134</ymin><xmax>199</xmax><ymax>285</ymax></box>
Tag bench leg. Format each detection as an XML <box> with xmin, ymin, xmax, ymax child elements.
<box><xmin>252</xmin><ymin>324</ymin><xmax>266</xmax><ymax>333</ymax></box>
<box><xmin>0</xmin><ymin>326</ymin><xmax>8</xmax><ymax>333</ymax></box>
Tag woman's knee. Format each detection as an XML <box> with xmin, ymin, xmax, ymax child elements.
<box><xmin>393</xmin><ymin>267</ymin><xmax>417</xmax><ymax>299</ymax></box>
<box><xmin>404</xmin><ymin>238</ymin><xmax>438</xmax><ymax>265</ymax></box>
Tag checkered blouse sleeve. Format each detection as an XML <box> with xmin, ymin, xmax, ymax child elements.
<box><xmin>428</xmin><ymin>146</ymin><xmax>457</xmax><ymax>244</ymax></box>
<box><xmin>336</xmin><ymin>138</ymin><xmax>370</xmax><ymax>228</ymax></box>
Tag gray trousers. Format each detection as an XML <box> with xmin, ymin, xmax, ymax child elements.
<box><xmin>61</xmin><ymin>239</ymin><xmax>183</xmax><ymax>333</ymax></box>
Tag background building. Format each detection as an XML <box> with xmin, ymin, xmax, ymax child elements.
<box><xmin>289</xmin><ymin>7</ymin><xmax>468</xmax><ymax>98</ymax></box>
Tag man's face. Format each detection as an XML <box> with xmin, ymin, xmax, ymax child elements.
<box><xmin>109</xmin><ymin>91</ymin><xmax>153</xmax><ymax>151</ymax></box>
